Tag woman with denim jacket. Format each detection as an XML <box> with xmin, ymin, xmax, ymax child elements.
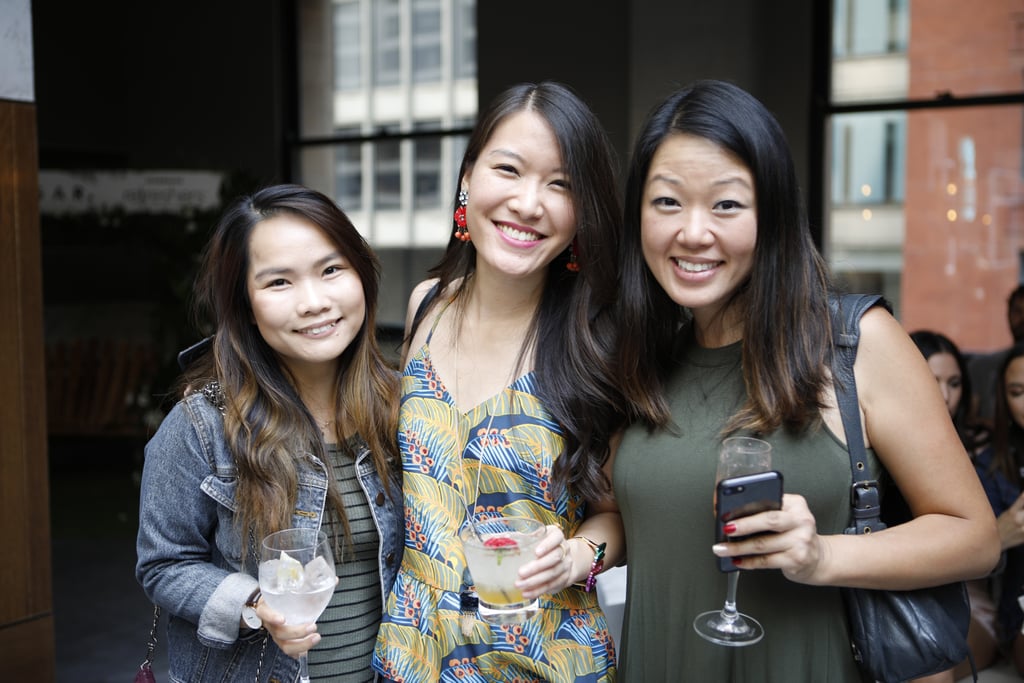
<box><xmin>136</xmin><ymin>184</ymin><xmax>403</xmax><ymax>682</ymax></box>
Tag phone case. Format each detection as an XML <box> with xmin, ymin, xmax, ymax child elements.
<box><xmin>716</xmin><ymin>470</ymin><xmax>784</xmax><ymax>572</ymax></box>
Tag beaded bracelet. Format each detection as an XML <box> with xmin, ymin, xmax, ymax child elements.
<box><xmin>574</xmin><ymin>536</ymin><xmax>607</xmax><ymax>592</ymax></box>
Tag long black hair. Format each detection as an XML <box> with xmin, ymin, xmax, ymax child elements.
<box><xmin>619</xmin><ymin>79</ymin><xmax>834</xmax><ymax>435</ymax></box>
<box><xmin>414</xmin><ymin>81</ymin><xmax>625</xmax><ymax>501</ymax></box>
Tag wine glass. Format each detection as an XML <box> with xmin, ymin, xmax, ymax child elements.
<box><xmin>259</xmin><ymin>528</ymin><xmax>337</xmax><ymax>683</ymax></box>
<box><xmin>693</xmin><ymin>436</ymin><xmax>772</xmax><ymax>646</ymax></box>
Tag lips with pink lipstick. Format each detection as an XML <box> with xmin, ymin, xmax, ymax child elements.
<box><xmin>496</xmin><ymin>222</ymin><xmax>542</xmax><ymax>244</ymax></box>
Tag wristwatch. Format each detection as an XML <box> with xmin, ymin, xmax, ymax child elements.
<box><xmin>241</xmin><ymin>588</ymin><xmax>263</xmax><ymax>629</ymax></box>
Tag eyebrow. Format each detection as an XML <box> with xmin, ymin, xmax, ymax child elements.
<box><xmin>648</xmin><ymin>173</ymin><xmax>752</xmax><ymax>190</ymax></box>
<box><xmin>487</xmin><ymin>148</ymin><xmax>565</xmax><ymax>174</ymax></box>
<box><xmin>251</xmin><ymin>251</ymin><xmax>343</xmax><ymax>281</ymax></box>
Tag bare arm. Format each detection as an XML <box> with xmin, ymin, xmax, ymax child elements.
<box><xmin>517</xmin><ymin>433</ymin><xmax>626</xmax><ymax>598</ymax></box>
<box><xmin>823</xmin><ymin>306</ymin><xmax>999</xmax><ymax>587</ymax></box>
<box><xmin>717</xmin><ymin>307</ymin><xmax>999</xmax><ymax>589</ymax></box>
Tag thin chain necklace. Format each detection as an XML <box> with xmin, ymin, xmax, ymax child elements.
<box><xmin>450</xmin><ymin>295</ymin><xmax>517</xmax><ymax>635</ymax></box>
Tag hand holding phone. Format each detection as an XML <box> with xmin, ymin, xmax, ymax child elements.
<box><xmin>716</xmin><ymin>470</ymin><xmax>784</xmax><ymax>572</ymax></box>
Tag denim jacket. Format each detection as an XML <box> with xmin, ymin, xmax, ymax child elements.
<box><xmin>136</xmin><ymin>391</ymin><xmax>404</xmax><ymax>683</ymax></box>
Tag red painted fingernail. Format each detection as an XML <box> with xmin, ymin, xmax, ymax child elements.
<box><xmin>732</xmin><ymin>557</ymin><xmax>743</xmax><ymax>566</ymax></box>
<box><xmin>723</xmin><ymin>523</ymin><xmax>737</xmax><ymax>534</ymax></box>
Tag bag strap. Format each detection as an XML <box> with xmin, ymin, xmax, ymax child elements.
<box><xmin>830</xmin><ymin>293</ymin><xmax>979</xmax><ymax>681</ymax></box>
<box><xmin>828</xmin><ymin>293</ymin><xmax>889</xmax><ymax>535</ymax></box>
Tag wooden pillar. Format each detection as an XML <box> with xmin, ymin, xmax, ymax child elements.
<box><xmin>0</xmin><ymin>97</ymin><xmax>55</xmax><ymax>680</ymax></box>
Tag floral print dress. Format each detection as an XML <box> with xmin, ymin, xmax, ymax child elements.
<box><xmin>372</xmin><ymin>316</ymin><xmax>616</xmax><ymax>683</ymax></box>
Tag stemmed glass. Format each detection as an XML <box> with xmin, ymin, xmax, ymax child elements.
<box><xmin>259</xmin><ymin>528</ymin><xmax>337</xmax><ymax>683</ymax></box>
<box><xmin>693</xmin><ymin>436</ymin><xmax>773</xmax><ymax>646</ymax></box>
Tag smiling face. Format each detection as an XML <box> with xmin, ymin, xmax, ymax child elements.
<box><xmin>246</xmin><ymin>214</ymin><xmax>366</xmax><ymax>379</ymax></box>
<box><xmin>640</xmin><ymin>133</ymin><xmax>757</xmax><ymax>346</ymax></box>
<box><xmin>461</xmin><ymin>110</ymin><xmax>576</xmax><ymax>283</ymax></box>
<box><xmin>925</xmin><ymin>351</ymin><xmax>963</xmax><ymax>417</ymax></box>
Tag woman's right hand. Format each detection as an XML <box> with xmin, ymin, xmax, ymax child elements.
<box><xmin>996</xmin><ymin>492</ymin><xmax>1024</xmax><ymax>551</ymax></box>
<box><xmin>255</xmin><ymin>599</ymin><xmax>322</xmax><ymax>658</ymax></box>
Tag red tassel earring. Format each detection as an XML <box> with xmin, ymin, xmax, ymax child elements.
<box><xmin>566</xmin><ymin>239</ymin><xmax>580</xmax><ymax>272</ymax></box>
<box><xmin>454</xmin><ymin>189</ymin><xmax>470</xmax><ymax>242</ymax></box>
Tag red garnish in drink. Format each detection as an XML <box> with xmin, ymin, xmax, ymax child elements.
<box><xmin>483</xmin><ymin>536</ymin><xmax>519</xmax><ymax>549</ymax></box>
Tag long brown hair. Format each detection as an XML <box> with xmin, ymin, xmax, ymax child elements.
<box><xmin>184</xmin><ymin>184</ymin><xmax>400</xmax><ymax>546</ymax></box>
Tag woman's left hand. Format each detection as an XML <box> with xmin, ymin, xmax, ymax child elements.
<box><xmin>712</xmin><ymin>493</ymin><xmax>828</xmax><ymax>584</ymax></box>
<box><xmin>514</xmin><ymin>525</ymin><xmax>577</xmax><ymax>599</ymax></box>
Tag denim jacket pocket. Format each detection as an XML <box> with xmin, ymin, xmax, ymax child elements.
<box><xmin>201</xmin><ymin>474</ymin><xmax>244</xmax><ymax>567</ymax></box>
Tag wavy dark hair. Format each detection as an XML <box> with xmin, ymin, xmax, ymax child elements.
<box><xmin>411</xmin><ymin>81</ymin><xmax>625</xmax><ymax>502</ymax></box>
<box><xmin>991</xmin><ymin>341</ymin><xmax>1024</xmax><ymax>486</ymax></box>
<box><xmin>183</xmin><ymin>184</ymin><xmax>400</xmax><ymax>546</ymax></box>
<box><xmin>618</xmin><ymin>79</ymin><xmax>834</xmax><ymax>435</ymax></box>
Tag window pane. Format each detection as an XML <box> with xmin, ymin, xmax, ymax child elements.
<box><xmin>828</xmin><ymin>104</ymin><xmax>1024</xmax><ymax>351</ymax></box>
<box><xmin>453</xmin><ymin>0</ymin><xmax>476</xmax><ymax>79</ymax></box>
<box><xmin>334</xmin><ymin>128</ymin><xmax>362</xmax><ymax>211</ymax></box>
<box><xmin>374</xmin><ymin>0</ymin><xmax>401</xmax><ymax>86</ymax></box>
<box><xmin>829</xmin><ymin>0</ymin><xmax>1024</xmax><ymax>351</ymax></box>
<box><xmin>333</xmin><ymin>1</ymin><xmax>361</xmax><ymax>91</ymax></box>
<box><xmin>412</xmin><ymin>0</ymin><xmax>442</xmax><ymax>83</ymax></box>
<box><xmin>830</xmin><ymin>112</ymin><xmax>905</xmax><ymax>205</ymax></box>
<box><xmin>834</xmin><ymin>0</ymin><xmax>1020</xmax><ymax>102</ymax></box>
<box><xmin>375</xmin><ymin>136</ymin><xmax>401</xmax><ymax>209</ymax></box>
<box><xmin>414</xmin><ymin>123</ymin><xmax>442</xmax><ymax>208</ymax></box>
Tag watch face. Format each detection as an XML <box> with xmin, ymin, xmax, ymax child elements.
<box><xmin>242</xmin><ymin>606</ymin><xmax>262</xmax><ymax>629</ymax></box>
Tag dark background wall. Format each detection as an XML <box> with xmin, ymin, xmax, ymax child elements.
<box><xmin>33</xmin><ymin>0</ymin><xmax>285</xmax><ymax>182</ymax></box>
<box><xmin>34</xmin><ymin>0</ymin><xmax>816</xmax><ymax>198</ymax></box>
<box><xmin>26</xmin><ymin>1</ymin><xmax>817</xmax><ymax>678</ymax></box>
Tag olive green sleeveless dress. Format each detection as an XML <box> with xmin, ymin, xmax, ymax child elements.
<box><xmin>614</xmin><ymin>337</ymin><xmax>873</xmax><ymax>682</ymax></box>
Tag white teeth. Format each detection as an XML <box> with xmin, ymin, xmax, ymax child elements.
<box><xmin>305</xmin><ymin>322</ymin><xmax>336</xmax><ymax>335</ymax></box>
<box><xmin>674</xmin><ymin>259</ymin><xmax>716</xmax><ymax>273</ymax></box>
<box><xmin>498</xmin><ymin>225</ymin><xmax>540</xmax><ymax>242</ymax></box>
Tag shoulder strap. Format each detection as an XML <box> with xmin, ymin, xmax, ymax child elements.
<box><xmin>828</xmin><ymin>293</ymin><xmax>890</xmax><ymax>535</ymax></box>
<box><xmin>410</xmin><ymin>281</ymin><xmax>442</xmax><ymax>342</ymax></box>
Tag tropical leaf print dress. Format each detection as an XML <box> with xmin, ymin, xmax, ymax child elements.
<box><xmin>372</xmin><ymin>321</ymin><xmax>616</xmax><ymax>683</ymax></box>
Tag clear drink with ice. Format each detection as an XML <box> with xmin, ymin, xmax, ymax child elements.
<box><xmin>259</xmin><ymin>552</ymin><xmax>335</xmax><ymax>624</ymax></box>
<box><xmin>259</xmin><ymin>528</ymin><xmax>337</xmax><ymax>683</ymax></box>
<box><xmin>459</xmin><ymin>516</ymin><xmax>545</xmax><ymax>624</ymax></box>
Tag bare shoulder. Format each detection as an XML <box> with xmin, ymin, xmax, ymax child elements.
<box><xmin>854</xmin><ymin>303</ymin><xmax>944</xmax><ymax>422</ymax></box>
<box><xmin>405</xmin><ymin>278</ymin><xmax>442</xmax><ymax>329</ymax></box>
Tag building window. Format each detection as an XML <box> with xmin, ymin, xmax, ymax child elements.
<box><xmin>453</xmin><ymin>0</ymin><xmax>476</xmax><ymax>79</ymax></box>
<box><xmin>374</xmin><ymin>129</ymin><xmax>402</xmax><ymax>210</ymax></box>
<box><xmin>414</xmin><ymin>122</ymin><xmax>442</xmax><ymax>209</ymax></box>
<box><xmin>374</xmin><ymin>0</ymin><xmax>401</xmax><ymax>87</ymax></box>
<box><xmin>825</xmin><ymin>0</ymin><xmax>1024</xmax><ymax>352</ymax></box>
<box><xmin>334</xmin><ymin>127</ymin><xmax>362</xmax><ymax>211</ymax></box>
<box><xmin>333</xmin><ymin>1</ymin><xmax>361</xmax><ymax>91</ymax></box>
<box><xmin>412</xmin><ymin>0</ymin><xmax>442</xmax><ymax>83</ymax></box>
<box><xmin>830</xmin><ymin>112</ymin><xmax>905</xmax><ymax>205</ymax></box>
<box><xmin>833</xmin><ymin>0</ymin><xmax>908</xmax><ymax>57</ymax></box>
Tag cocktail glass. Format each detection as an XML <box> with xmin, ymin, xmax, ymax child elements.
<box><xmin>259</xmin><ymin>528</ymin><xmax>336</xmax><ymax>682</ymax></box>
<box><xmin>459</xmin><ymin>516</ymin><xmax>545</xmax><ymax>624</ymax></box>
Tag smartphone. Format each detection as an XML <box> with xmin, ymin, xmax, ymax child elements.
<box><xmin>715</xmin><ymin>470</ymin><xmax>784</xmax><ymax>572</ymax></box>
<box><xmin>177</xmin><ymin>335</ymin><xmax>213</xmax><ymax>371</ymax></box>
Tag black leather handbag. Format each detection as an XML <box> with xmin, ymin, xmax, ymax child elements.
<box><xmin>830</xmin><ymin>294</ymin><xmax>974</xmax><ymax>683</ymax></box>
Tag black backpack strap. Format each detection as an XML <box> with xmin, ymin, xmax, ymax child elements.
<box><xmin>828</xmin><ymin>293</ymin><xmax>891</xmax><ymax>535</ymax></box>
